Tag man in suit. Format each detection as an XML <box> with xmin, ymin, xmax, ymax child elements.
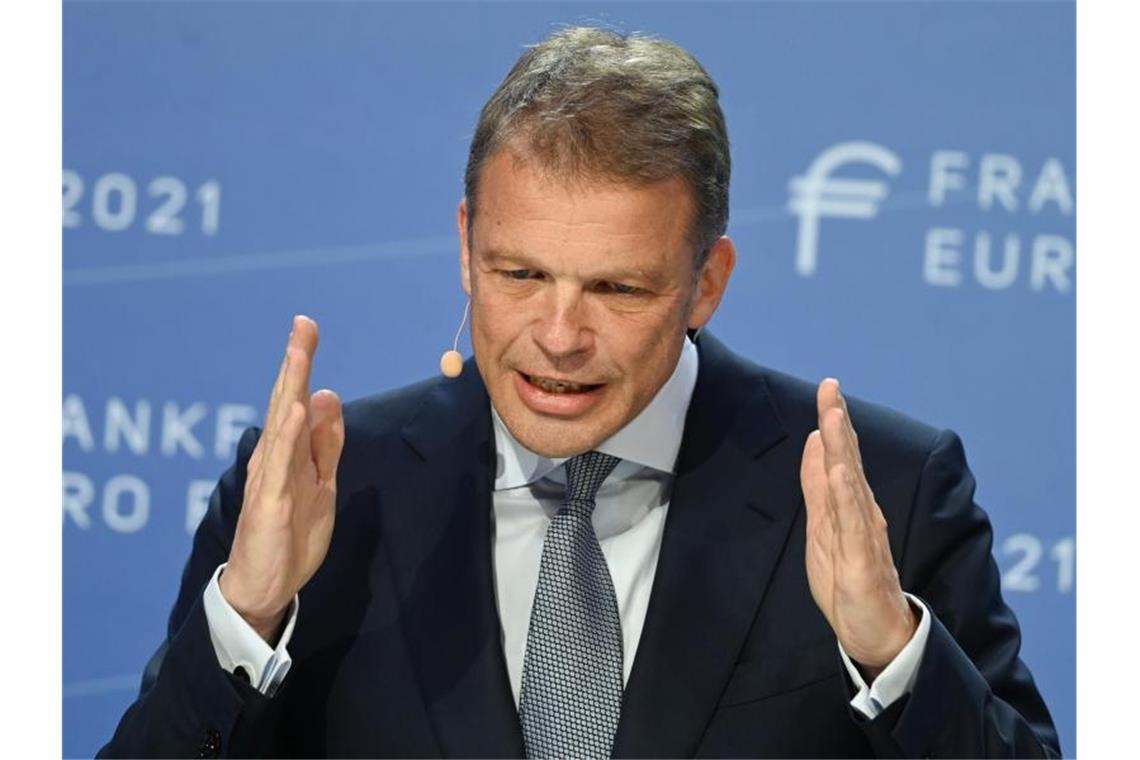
<box><xmin>102</xmin><ymin>26</ymin><xmax>1060</xmax><ymax>758</ymax></box>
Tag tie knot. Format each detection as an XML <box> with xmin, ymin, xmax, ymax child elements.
<box><xmin>563</xmin><ymin>451</ymin><xmax>621</xmax><ymax>505</ymax></box>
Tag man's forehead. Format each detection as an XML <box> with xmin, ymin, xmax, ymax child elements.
<box><xmin>476</xmin><ymin>145</ymin><xmax>693</xmax><ymax>207</ymax></box>
<box><xmin>474</xmin><ymin>153</ymin><xmax>690</xmax><ymax>223</ymax></box>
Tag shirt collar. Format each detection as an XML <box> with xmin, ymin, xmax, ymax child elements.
<box><xmin>492</xmin><ymin>336</ymin><xmax>699</xmax><ymax>489</ymax></box>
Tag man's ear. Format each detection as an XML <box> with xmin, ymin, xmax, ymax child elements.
<box><xmin>458</xmin><ymin>198</ymin><xmax>472</xmax><ymax>296</ymax></box>
<box><xmin>687</xmin><ymin>235</ymin><xmax>736</xmax><ymax>332</ymax></box>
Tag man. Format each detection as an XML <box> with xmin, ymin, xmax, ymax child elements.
<box><xmin>102</xmin><ymin>27</ymin><xmax>1059</xmax><ymax>758</ymax></box>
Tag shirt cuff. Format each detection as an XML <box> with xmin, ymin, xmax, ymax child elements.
<box><xmin>201</xmin><ymin>562</ymin><xmax>298</xmax><ymax>697</ymax></box>
<box><xmin>838</xmin><ymin>593</ymin><xmax>931</xmax><ymax>718</ymax></box>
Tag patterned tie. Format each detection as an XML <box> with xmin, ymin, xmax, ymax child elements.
<box><xmin>520</xmin><ymin>451</ymin><xmax>624</xmax><ymax>759</ymax></box>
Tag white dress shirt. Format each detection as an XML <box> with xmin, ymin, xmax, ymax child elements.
<box><xmin>203</xmin><ymin>336</ymin><xmax>930</xmax><ymax>718</ymax></box>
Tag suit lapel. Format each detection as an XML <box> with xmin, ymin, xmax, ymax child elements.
<box><xmin>379</xmin><ymin>362</ymin><xmax>525</xmax><ymax>758</ymax></box>
<box><xmin>613</xmin><ymin>334</ymin><xmax>805</xmax><ymax>758</ymax></box>
<box><xmin>373</xmin><ymin>336</ymin><xmax>805</xmax><ymax>758</ymax></box>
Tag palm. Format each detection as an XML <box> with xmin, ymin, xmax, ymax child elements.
<box><xmin>799</xmin><ymin>379</ymin><xmax>916</xmax><ymax>673</ymax></box>
<box><xmin>220</xmin><ymin>317</ymin><xmax>345</xmax><ymax>641</ymax></box>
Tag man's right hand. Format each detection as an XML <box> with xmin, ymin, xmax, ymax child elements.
<box><xmin>219</xmin><ymin>315</ymin><xmax>345</xmax><ymax>643</ymax></box>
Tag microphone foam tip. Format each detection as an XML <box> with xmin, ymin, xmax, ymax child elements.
<box><xmin>440</xmin><ymin>350</ymin><xmax>464</xmax><ymax>378</ymax></box>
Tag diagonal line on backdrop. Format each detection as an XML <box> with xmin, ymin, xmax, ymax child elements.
<box><xmin>732</xmin><ymin>189</ymin><xmax>940</xmax><ymax>225</ymax></box>
<box><xmin>63</xmin><ymin>234</ymin><xmax>456</xmax><ymax>287</ymax></box>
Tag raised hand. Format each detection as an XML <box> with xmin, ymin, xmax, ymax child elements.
<box><xmin>800</xmin><ymin>378</ymin><xmax>918</xmax><ymax>680</ymax></box>
<box><xmin>219</xmin><ymin>316</ymin><xmax>345</xmax><ymax>642</ymax></box>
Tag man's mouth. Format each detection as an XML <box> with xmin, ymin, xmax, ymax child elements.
<box><xmin>522</xmin><ymin>373</ymin><xmax>604</xmax><ymax>394</ymax></box>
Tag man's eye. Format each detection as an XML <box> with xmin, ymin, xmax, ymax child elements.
<box><xmin>600</xmin><ymin>281</ymin><xmax>641</xmax><ymax>296</ymax></box>
<box><xmin>502</xmin><ymin>269</ymin><xmax>537</xmax><ymax>281</ymax></box>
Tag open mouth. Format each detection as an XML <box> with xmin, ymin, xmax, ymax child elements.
<box><xmin>522</xmin><ymin>373</ymin><xmax>604</xmax><ymax>394</ymax></box>
<box><xmin>514</xmin><ymin>371</ymin><xmax>607</xmax><ymax>417</ymax></box>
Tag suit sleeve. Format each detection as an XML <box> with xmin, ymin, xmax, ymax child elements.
<box><xmin>98</xmin><ymin>427</ymin><xmax>285</xmax><ymax>759</ymax></box>
<box><xmin>854</xmin><ymin>429</ymin><xmax>1062</xmax><ymax>758</ymax></box>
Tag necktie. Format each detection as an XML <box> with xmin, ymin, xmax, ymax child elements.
<box><xmin>520</xmin><ymin>451</ymin><xmax>624</xmax><ymax>759</ymax></box>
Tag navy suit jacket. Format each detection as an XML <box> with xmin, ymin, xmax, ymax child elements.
<box><xmin>101</xmin><ymin>333</ymin><xmax>1060</xmax><ymax>758</ymax></box>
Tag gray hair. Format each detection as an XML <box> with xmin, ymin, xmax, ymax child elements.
<box><xmin>463</xmin><ymin>26</ymin><xmax>731</xmax><ymax>271</ymax></box>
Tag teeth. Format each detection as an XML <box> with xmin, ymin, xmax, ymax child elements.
<box><xmin>529</xmin><ymin>375</ymin><xmax>590</xmax><ymax>393</ymax></box>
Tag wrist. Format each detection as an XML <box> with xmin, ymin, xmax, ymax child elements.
<box><xmin>218</xmin><ymin>569</ymin><xmax>289</xmax><ymax>644</ymax></box>
<box><xmin>855</xmin><ymin>596</ymin><xmax>920</xmax><ymax>682</ymax></box>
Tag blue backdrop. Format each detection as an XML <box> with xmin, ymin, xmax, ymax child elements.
<box><xmin>63</xmin><ymin>1</ymin><xmax>1075</xmax><ymax>756</ymax></box>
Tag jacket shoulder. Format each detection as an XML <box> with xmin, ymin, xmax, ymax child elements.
<box><xmin>340</xmin><ymin>375</ymin><xmax>441</xmax><ymax>444</ymax></box>
<box><xmin>757</xmin><ymin>364</ymin><xmax>943</xmax><ymax>459</ymax></box>
<box><xmin>334</xmin><ymin>375</ymin><xmax>444</xmax><ymax>487</ymax></box>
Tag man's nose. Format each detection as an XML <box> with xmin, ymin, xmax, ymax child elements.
<box><xmin>533</xmin><ymin>285</ymin><xmax>593</xmax><ymax>360</ymax></box>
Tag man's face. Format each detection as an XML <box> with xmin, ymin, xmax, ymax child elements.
<box><xmin>458</xmin><ymin>149</ymin><xmax>735</xmax><ymax>458</ymax></box>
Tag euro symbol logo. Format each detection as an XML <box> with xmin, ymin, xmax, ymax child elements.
<box><xmin>787</xmin><ymin>141</ymin><xmax>902</xmax><ymax>276</ymax></box>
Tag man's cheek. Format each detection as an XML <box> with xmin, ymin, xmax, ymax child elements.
<box><xmin>484</xmin><ymin>304</ymin><xmax>530</xmax><ymax>340</ymax></box>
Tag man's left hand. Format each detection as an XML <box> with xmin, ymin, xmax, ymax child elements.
<box><xmin>800</xmin><ymin>378</ymin><xmax>919</xmax><ymax>682</ymax></box>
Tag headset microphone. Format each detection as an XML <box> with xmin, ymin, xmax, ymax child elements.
<box><xmin>440</xmin><ymin>300</ymin><xmax>470</xmax><ymax>378</ymax></box>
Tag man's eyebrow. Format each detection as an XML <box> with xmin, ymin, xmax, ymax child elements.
<box><xmin>481</xmin><ymin>248</ymin><xmax>535</xmax><ymax>265</ymax></box>
<box><xmin>480</xmin><ymin>247</ymin><xmax>669</xmax><ymax>287</ymax></box>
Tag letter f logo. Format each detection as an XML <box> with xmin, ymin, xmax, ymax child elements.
<box><xmin>788</xmin><ymin>141</ymin><xmax>902</xmax><ymax>276</ymax></box>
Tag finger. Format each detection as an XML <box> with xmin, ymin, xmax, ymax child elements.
<box><xmin>800</xmin><ymin>430</ymin><xmax>832</xmax><ymax>531</ymax></box>
<box><xmin>818</xmin><ymin>379</ymin><xmax>862</xmax><ymax>481</ymax></box>
<box><xmin>833</xmin><ymin>384</ymin><xmax>866</xmax><ymax>481</ymax></box>
<box><xmin>820</xmin><ymin>380</ymin><xmax>861</xmax><ymax>480</ymax></box>
<box><xmin>803</xmin><ymin>431</ymin><xmax>841</xmax><ymax>578</ymax></box>
<box><xmin>261</xmin><ymin>400</ymin><xmax>308</xmax><ymax>498</ymax></box>
<box><xmin>286</xmin><ymin>315</ymin><xmax>320</xmax><ymax>400</ymax></box>
<box><xmin>273</xmin><ymin>316</ymin><xmax>320</xmax><ymax>432</ymax></box>
<box><xmin>818</xmin><ymin>379</ymin><xmax>859</xmax><ymax>468</ymax></box>
<box><xmin>819</xmin><ymin>406</ymin><xmax>854</xmax><ymax>481</ymax></box>
<box><xmin>816</xmin><ymin>377</ymin><xmax>842</xmax><ymax>428</ymax></box>
<box><xmin>310</xmin><ymin>389</ymin><xmax>345</xmax><ymax>485</ymax></box>
<box><xmin>263</xmin><ymin>334</ymin><xmax>293</xmax><ymax>436</ymax></box>
<box><xmin>828</xmin><ymin>461</ymin><xmax>869</xmax><ymax>556</ymax></box>
<box><xmin>831</xmin><ymin>385</ymin><xmax>880</xmax><ymax>526</ymax></box>
<box><xmin>821</xmin><ymin>407</ymin><xmax>873</xmax><ymax>529</ymax></box>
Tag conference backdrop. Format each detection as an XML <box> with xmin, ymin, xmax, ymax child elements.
<box><xmin>62</xmin><ymin>1</ymin><xmax>1075</xmax><ymax>755</ymax></box>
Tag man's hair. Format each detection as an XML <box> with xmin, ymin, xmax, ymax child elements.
<box><xmin>464</xmin><ymin>26</ymin><xmax>731</xmax><ymax>271</ymax></box>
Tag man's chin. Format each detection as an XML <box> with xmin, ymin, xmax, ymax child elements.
<box><xmin>501</xmin><ymin>411</ymin><xmax>617</xmax><ymax>459</ymax></box>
